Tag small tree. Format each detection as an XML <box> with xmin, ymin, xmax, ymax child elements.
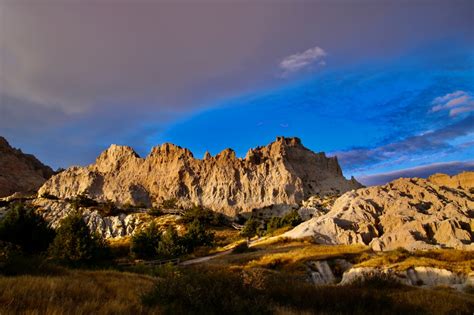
<box><xmin>130</xmin><ymin>222</ymin><xmax>162</xmax><ymax>259</ymax></box>
<box><xmin>0</xmin><ymin>203</ymin><xmax>55</xmax><ymax>253</ymax></box>
<box><xmin>282</xmin><ymin>210</ymin><xmax>302</xmax><ymax>227</ymax></box>
<box><xmin>157</xmin><ymin>226</ymin><xmax>185</xmax><ymax>258</ymax></box>
<box><xmin>49</xmin><ymin>212</ymin><xmax>108</xmax><ymax>263</ymax></box>
<box><xmin>182</xmin><ymin>219</ymin><xmax>214</xmax><ymax>251</ymax></box>
<box><xmin>240</xmin><ymin>218</ymin><xmax>259</xmax><ymax>240</ymax></box>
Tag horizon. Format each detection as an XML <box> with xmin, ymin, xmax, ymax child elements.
<box><xmin>1</xmin><ymin>0</ymin><xmax>473</xmax><ymax>186</ymax></box>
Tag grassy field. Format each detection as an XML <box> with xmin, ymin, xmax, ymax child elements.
<box><xmin>2</xmin><ymin>263</ymin><xmax>471</xmax><ymax>315</ymax></box>
<box><xmin>1</xmin><ymin>240</ymin><xmax>474</xmax><ymax>314</ymax></box>
<box><xmin>0</xmin><ymin>269</ymin><xmax>158</xmax><ymax>314</ymax></box>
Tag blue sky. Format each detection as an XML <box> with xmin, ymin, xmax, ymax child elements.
<box><xmin>1</xmin><ymin>1</ymin><xmax>473</xmax><ymax>185</ymax></box>
<box><xmin>155</xmin><ymin>44</ymin><xmax>474</xmax><ymax>182</ymax></box>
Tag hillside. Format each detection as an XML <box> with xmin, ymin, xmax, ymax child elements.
<box><xmin>0</xmin><ymin>137</ymin><xmax>54</xmax><ymax>198</ymax></box>
<box><xmin>284</xmin><ymin>172</ymin><xmax>474</xmax><ymax>251</ymax></box>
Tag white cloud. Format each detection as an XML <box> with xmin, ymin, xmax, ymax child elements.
<box><xmin>279</xmin><ymin>46</ymin><xmax>327</xmax><ymax>76</ymax></box>
<box><xmin>430</xmin><ymin>90</ymin><xmax>474</xmax><ymax>117</ymax></box>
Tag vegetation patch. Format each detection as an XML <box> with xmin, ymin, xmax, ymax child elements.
<box><xmin>356</xmin><ymin>248</ymin><xmax>474</xmax><ymax>273</ymax></box>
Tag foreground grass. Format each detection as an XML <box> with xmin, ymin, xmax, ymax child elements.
<box><xmin>0</xmin><ymin>269</ymin><xmax>158</xmax><ymax>314</ymax></box>
<box><xmin>142</xmin><ymin>265</ymin><xmax>474</xmax><ymax>315</ymax></box>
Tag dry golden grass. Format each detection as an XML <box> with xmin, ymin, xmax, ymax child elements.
<box><xmin>211</xmin><ymin>226</ymin><xmax>242</xmax><ymax>248</ymax></box>
<box><xmin>356</xmin><ymin>249</ymin><xmax>474</xmax><ymax>273</ymax></box>
<box><xmin>206</xmin><ymin>240</ymin><xmax>368</xmax><ymax>273</ymax></box>
<box><xmin>246</xmin><ymin>244</ymin><xmax>367</xmax><ymax>272</ymax></box>
<box><xmin>0</xmin><ymin>269</ymin><xmax>159</xmax><ymax>315</ymax></box>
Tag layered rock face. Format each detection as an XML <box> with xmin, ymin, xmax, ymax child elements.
<box><xmin>284</xmin><ymin>172</ymin><xmax>474</xmax><ymax>251</ymax></box>
<box><xmin>0</xmin><ymin>137</ymin><xmax>54</xmax><ymax>198</ymax></box>
<box><xmin>38</xmin><ymin>137</ymin><xmax>361</xmax><ymax>215</ymax></box>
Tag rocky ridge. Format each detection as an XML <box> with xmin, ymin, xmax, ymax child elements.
<box><xmin>284</xmin><ymin>172</ymin><xmax>474</xmax><ymax>251</ymax></box>
<box><xmin>0</xmin><ymin>137</ymin><xmax>54</xmax><ymax>198</ymax></box>
<box><xmin>38</xmin><ymin>137</ymin><xmax>361</xmax><ymax>215</ymax></box>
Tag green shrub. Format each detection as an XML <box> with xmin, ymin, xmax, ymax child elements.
<box><xmin>156</xmin><ymin>226</ymin><xmax>186</xmax><ymax>258</ymax></box>
<box><xmin>161</xmin><ymin>198</ymin><xmax>178</xmax><ymax>210</ymax></box>
<box><xmin>69</xmin><ymin>194</ymin><xmax>98</xmax><ymax>209</ymax></box>
<box><xmin>231</xmin><ymin>242</ymin><xmax>252</xmax><ymax>254</ymax></box>
<box><xmin>265</xmin><ymin>210</ymin><xmax>302</xmax><ymax>235</ymax></box>
<box><xmin>49</xmin><ymin>212</ymin><xmax>108</xmax><ymax>264</ymax></box>
<box><xmin>95</xmin><ymin>200</ymin><xmax>119</xmax><ymax>216</ymax></box>
<box><xmin>40</xmin><ymin>193</ymin><xmax>58</xmax><ymax>200</ymax></box>
<box><xmin>240</xmin><ymin>218</ymin><xmax>259</xmax><ymax>239</ymax></box>
<box><xmin>0</xmin><ymin>203</ymin><xmax>55</xmax><ymax>253</ymax></box>
<box><xmin>182</xmin><ymin>219</ymin><xmax>214</xmax><ymax>251</ymax></box>
<box><xmin>181</xmin><ymin>205</ymin><xmax>227</xmax><ymax>226</ymax></box>
<box><xmin>148</xmin><ymin>207</ymin><xmax>163</xmax><ymax>217</ymax></box>
<box><xmin>130</xmin><ymin>222</ymin><xmax>162</xmax><ymax>259</ymax></box>
<box><xmin>131</xmin><ymin>219</ymin><xmax>214</xmax><ymax>260</ymax></box>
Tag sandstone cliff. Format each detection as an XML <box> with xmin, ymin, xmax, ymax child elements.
<box><xmin>284</xmin><ymin>172</ymin><xmax>474</xmax><ymax>251</ymax></box>
<box><xmin>38</xmin><ymin>137</ymin><xmax>361</xmax><ymax>215</ymax></box>
<box><xmin>0</xmin><ymin>137</ymin><xmax>54</xmax><ymax>198</ymax></box>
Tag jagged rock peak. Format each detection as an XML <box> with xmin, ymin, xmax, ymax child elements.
<box><xmin>203</xmin><ymin>151</ymin><xmax>212</xmax><ymax>160</ymax></box>
<box><xmin>0</xmin><ymin>136</ymin><xmax>10</xmax><ymax>149</ymax></box>
<box><xmin>216</xmin><ymin>148</ymin><xmax>236</xmax><ymax>160</ymax></box>
<box><xmin>149</xmin><ymin>143</ymin><xmax>194</xmax><ymax>159</ymax></box>
<box><xmin>38</xmin><ymin>136</ymin><xmax>362</xmax><ymax>214</ymax></box>
<box><xmin>0</xmin><ymin>136</ymin><xmax>54</xmax><ymax>197</ymax></box>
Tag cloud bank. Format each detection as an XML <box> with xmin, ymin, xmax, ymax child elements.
<box><xmin>431</xmin><ymin>90</ymin><xmax>474</xmax><ymax>117</ymax></box>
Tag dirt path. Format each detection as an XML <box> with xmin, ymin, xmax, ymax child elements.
<box><xmin>180</xmin><ymin>249</ymin><xmax>233</xmax><ymax>265</ymax></box>
<box><xmin>180</xmin><ymin>239</ymin><xmax>260</xmax><ymax>266</ymax></box>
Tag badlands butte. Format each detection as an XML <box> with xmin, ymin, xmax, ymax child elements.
<box><xmin>1</xmin><ymin>136</ymin><xmax>474</xmax><ymax>251</ymax></box>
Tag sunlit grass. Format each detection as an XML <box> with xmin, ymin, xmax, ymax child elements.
<box><xmin>246</xmin><ymin>244</ymin><xmax>367</xmax><ymax>272</ymax></box>
<box><xmin>0</xmin><ymin>269</ymin><xmax>158</xmax><ymax>314</ymax></box>
<box><xmin>356</xmin><ymin>248</ymin><xmax>474</xmax><ymax>273</ymax></box>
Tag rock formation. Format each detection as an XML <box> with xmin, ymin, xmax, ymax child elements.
<box><xmin>38</xmin><ymin>137</ymin><xmax>362</xmax><ymax>215</ymax></box>
<box><xmin>284</xmin><ymin>172</ymin><xmax>474</xmax><ymax>251</ymax></box>
<box><xmin>0</xmin><ymin>137</ymin><xmax>54</xmax><ymax>198</ymax></box>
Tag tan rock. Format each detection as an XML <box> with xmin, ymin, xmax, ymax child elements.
<box><xmin>38</xmin><ymin>137</ymin><xmax>362</xmax><ymax>215</ymax></box>
<box><xmin>284</xmin><ymin>173</ymin><xmax>474</xmax><ymax>250</ymax></box>
<box><xmin>0</xmin><ymin>137</ymin><xmax>54</xmax><ymax>197</ymax></box>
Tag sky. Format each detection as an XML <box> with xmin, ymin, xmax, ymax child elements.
<box><xmin>0</xmin><ymin>0</ymin><xmax>473</xmax><ymax>185</ymax></box>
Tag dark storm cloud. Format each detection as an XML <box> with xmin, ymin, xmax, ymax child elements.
<box><xmin>0</xmin><ymin>0</ymin><xmax>473</xmax><ymax>168</ymax></box>
<box><xmin>357</xmin><ymin>161</ymin><xmax>474</xmax><ymax>186</ymax></box>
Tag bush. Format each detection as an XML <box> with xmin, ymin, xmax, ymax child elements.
<box><xmin>240</xmin><ymin>218</ymin><xmax>259</xmax><ymax>239</ymax></box>
<box><xmin>130</xmin><ymin>222</ymin><xmax>162</xmax><ymax>260</ymax></box>
<box><xmin>156</xmin><ymin>226</ymin><xmax>186</xmax><ymax>258</ymax></box>
<box><xmin>0</xmin><ymin>203</ymin><xmax>55</xmax><ymax>253</ymax></box>
<box><xmin>40</xmin><ymin>193</ymin><xmax>58</xmax><ymax>200</ymax></box>
<box><xmin>148</xmin><ymin>207</ymin><xmax>163</xmax><ymax>217</ymax></box>
<box><xmin>95</xmin><ymin>200</ymin><xmax>119</xmax><ymax>216</ymax></box>
<box><xmin>161</xmin><ymin>198</ymin><xmax>178</xmax><ymax>210</ymax></box>
<box><xmin>49</xmin><ymin>212</ymin><xmax>109</xmax><ymax>264</ymax></box>
<box><xmin>69</xmin><ymin>194</ymin><xmax>98</xmax><ymax>209</ymax></box>
<box><xmin>181</xmin><ymin>205</ymin><xmax>227</xmax><ymax>226</ymax></box>
<box><xmin>182</xmin><ymin>219</ymin><xmax>214</xmax><ymax>251</ymax></box>
<box><xmin>266</xmin><ymin>210</ymin><xmax>302</xmax><ymax>235</ymax></box>
<box><xmin>131</xmin><ymin>219</ymin><xmax>214</xmax><ymax>260</ymax></box>
<box><xmin>231</xmin><ymin>241</ymin><xmax>252</xmax><ymax>254</ymax></box>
